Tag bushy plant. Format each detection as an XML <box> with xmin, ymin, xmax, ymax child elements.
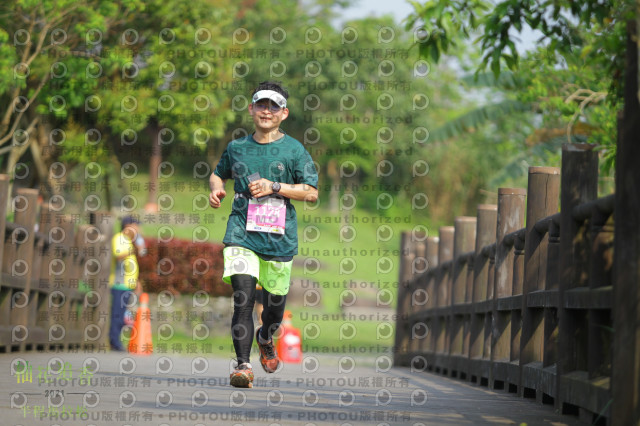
<box><xmin>137</xmin><ymin>237</ymin><xmax>230</xmax><ymax>297</ymax></box>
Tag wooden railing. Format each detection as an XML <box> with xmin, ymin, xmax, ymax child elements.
<box><xmin>395</xmin><ymin>143</ymin><xmax>615</xmax><ymax>424</ymax></box>
<box><xmin>0</xmin><ymin>174</ymin><xmax>114</xmax><ymax>352</ymax></box>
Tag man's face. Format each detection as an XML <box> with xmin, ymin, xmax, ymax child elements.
<box><xmin>249</xmin><ymin>99</ymin><xmax>289</xmax><ymax>131</ymax></box>
<box><xmin>123</xmin><ymin>223</ymin><xmax>140</xmax><ymax>239</ymax></box>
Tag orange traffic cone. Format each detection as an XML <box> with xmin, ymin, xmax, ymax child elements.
<box><xmin>276</xmin><ymin>310</ymin><xmax>302</xmax><ymax>363</ymax></box>
<box><xmin>128</xmin><ymin>293</ymin><xmax>153</xmax><ymax>355</ymax></box>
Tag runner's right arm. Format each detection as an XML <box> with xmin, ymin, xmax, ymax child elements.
<box><xmin>209</xmin><ymin>174</ymin><xmax>227</xmax><ymax>208</ymax></box>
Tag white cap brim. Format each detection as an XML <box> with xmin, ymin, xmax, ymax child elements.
<box><xmin>252</xmin><ymin>90</ymin><xmax>287</xmax><ymax>108</ymax></box>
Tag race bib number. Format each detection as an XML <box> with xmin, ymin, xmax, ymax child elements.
<box><xmin>246</xmin><ymin>198</ymin><xmax>286</xmax><ymax>234</ymax></box>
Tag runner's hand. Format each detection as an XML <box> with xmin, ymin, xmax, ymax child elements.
<box><xmin>249</xmin><ymin>178</ymin><xmax>273</xmax><ymax>198</ymax></box>
<box><xmin>209</xmin><ymin>189</ymin><xmax>226</xmax><ymax>208</ymax></box>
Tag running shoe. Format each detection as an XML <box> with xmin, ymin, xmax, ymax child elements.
<box><xmin>230</xmin><ymin>362</ymin><xmax>254</xmax><ymax>388</ymax></box>
<box><xmin>256</xmin><ymin>326</ymin><xmax>281</xmax><ymax>373</ymax></box>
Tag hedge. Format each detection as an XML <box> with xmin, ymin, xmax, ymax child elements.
<box><xmin>137</xmin><ymin>237</ymin><xmax>231</xmax><ymax>297</ymax></box>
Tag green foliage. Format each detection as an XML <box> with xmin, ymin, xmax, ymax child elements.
<box><xmin>1</xmin><ymin>0</ymin><xmax>597</xmax><ymax>227</ymax></box>
<box><xmin>0</xmin><ymin>0</ymin><xmax>148</xmax><ymax>182</ymax></box>
<box><xmin>0</xmin><ymin>0</ymin><xmax>239</xmax><ymax>185</ymax></box>
<box><xmin>0</xmin><ymin>29</ymin><xmax>19</xmax><ymax>95</ymax></box>
<box><xmin>429</xmin><ymin>99</ymin><xmax>531</xmax><ymax>141</ymax></box>
<box><xmin>407</xmin><ymin>0</ymin><xmax>626</xmax><ymax>178</ymax></box>
<box><xmin>407</xmin><ymin>0</ymin><xmax>631</xmax><ymax>82</ymax></box>
<box><xmin>218</xmin><ymin>3</ymin><xmax>442</xmax><ymax>216</ymax></box>
<box><xmin>407</xmin><ymin>0</ymin><xmax>489</xmax><ymax>65</ymax></box>
<box><xmin>95</xmin><ymin>0</ymin><xmax>239</xmax><ymax>145</ymax></box>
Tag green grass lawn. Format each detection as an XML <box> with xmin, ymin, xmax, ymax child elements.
<box><xmin>287</xmin><ymin>305</ymin><xmax>395</xmax><ymax>356</ymax></box>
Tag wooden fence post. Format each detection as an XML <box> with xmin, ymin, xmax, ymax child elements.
<box><xmin>0</xmin><ymin>175</ymin><xmax>10</xmax><ymax>347</ymax></box>
<box><xmin>0</xmin><ymin>175</ymin><xmax>8</xmax><ymax>266</ymax></box>
<box><xmin>36</xmin><ymin>203</ymin><xmax>55</xmax><ymax>338</ymax></box>
<box><xmin>410</xmin><ymin>237</ymin><xmax>428</xmax><ymax>318</ymax></box>
<box><xmin>450</xmin><ymin>217</ymin><xmax>476</xmax><ymax>378</ymax></box>
<box><xmin>43</xmin><ymin>206</ymin><xmax>66</xmax><ymax>350</ymax></box>
<box><xmin>523</xmin><ymin>167</ymin><xmax>560</xmax><ymax>293</ymax></box>
<box><xmin>557</xmin><ymin>144</ymin><xmax>598</xmax><ymax>415</ymax></box>
<box><xmin>408</xmin><ymin>236</ymin><xmax>428</xmax><ymax>354</ymax></box>
<box><xmin>424</xmin><ymin>236</ymin><xmax>439</xmax><ymax>310</ymax></box>
<box><xmin>520</xmin><ymin>166</ymin><xmax>560</xmax><ymax>402</ymax></box>
<box><xmin>492</xmin><ymin>188</ymin><xmax>526</xmax><ymax>390</ymax></box>
<box><xmin>62</xmin><ymin>215</ymin><xmax>77</xmax><ymax>349</ymax></box>
<box><xmin>452</xmin><ymin>217</ymin><xmax>476</xmax><ymax>306</ymax></box>
<box><xmin>436</xmin><ymin>226</ymin><xmax>455</xmax><ymax>372</ymax></box>
<box><xmin>587</xmin><ymin>206</ymin><xmax>613</xmax><ymax>382</ymax></box>
<box><xmin>436</xmin><ymin>226</ymin><xmax>454</xmax><ymax>308</ymax></box>
<box><xmin>10</xmin><ymin>189</ymin><xmax>39</xmax><ymax>351</ymax></box>
<box><xmin>434</xmin><ymin>226</ymin><xmax>454</xmax><ymax>373</ymax></box>
<box><xmin>471</xmin><ymin>206</ymin><xmax>497</xmax><ymax>304</ymax></box>
<box><xmin>422</xmin><ymin>236</ymin><xmax>439</xmax><ymax>357</ymax></box>
<box><xmin>612</xmin><ymin>20</ymin><xmax>640</xmax><ymax>425</ymax></box>
<box><xmin>90</xmin><ymin>211</ymin><xmax>114</xmax><ymax>350</ymax></box>
<box><xmin>394</xmin><ymin>231</ymin><xmax>414</xmax><ymax>365</ymax></box>
<box><xmin>494</xmin><ymin>189</ymin><xmax>526</xmax><ymax>299</ymax></box>
<box><xmin>469</xmin><ymin>205</ymin><xmax>497</xmax><ymax>384</ymax></box>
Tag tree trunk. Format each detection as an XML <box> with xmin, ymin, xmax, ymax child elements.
<box><xmin>145</xmin><ymin>122</ymin><xmax>162</xmax><ymax>212</ymax></box>
<box><xmin>5</xmin><ymin>117</ymin><xmax>39</xmax><ymax>197</ymax></box>
<box><xmin>327</xmin><ymin>158</ymin><xmax>339</xmax><ymax>213</ymax></box>
<box><xmin>30</xmin><ymin>119</ymin><xmax>53</xmax><ymax>197</ymax></box>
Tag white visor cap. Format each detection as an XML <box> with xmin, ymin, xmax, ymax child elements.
<box><xmin>252</xmin><ymin>90</ymin><xmax>287</xmax><ymax>108</ymax></box>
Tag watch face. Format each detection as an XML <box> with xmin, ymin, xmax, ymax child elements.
<box><xmin>272</xmin><ymin>182</ymin><xmax>281</xmax><ymax>193</ymax></box>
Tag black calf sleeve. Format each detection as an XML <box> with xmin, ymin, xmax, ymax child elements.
<box><xmin>230</xmin><ymin>274</ymin><xmax>256</xmax><ymax>364</ymax></box>
<box><xmin>260</xmin><ymin>288</ymin><xmax>287</xmax><ymax>342</ymax></box>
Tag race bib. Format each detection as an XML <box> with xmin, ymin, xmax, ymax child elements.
<box><xmin>246</xmin><ymin>197</ymin><xmax>286</xmax><ymax>234</ymax></box>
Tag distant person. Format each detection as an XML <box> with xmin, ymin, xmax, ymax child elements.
<box><xmin>109</xmin><ymin>216</ymin><xmax>145</xmax><ymax>351</ymax></box>
<box><xmin>209</xmin><ymin>81</ymin><xmax>319</xmax><ymax>388</ymax></box>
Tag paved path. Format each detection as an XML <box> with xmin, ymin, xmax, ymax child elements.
<box><xmin>1</xmin><ymin>352</ymin><xmax>584</xmax><ymax>425</ymax></box>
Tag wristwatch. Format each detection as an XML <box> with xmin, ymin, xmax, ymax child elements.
<box><xmin>271</xmin><ymin>182</ymin><xmax>281</xmax><ymax>193</ymax></box>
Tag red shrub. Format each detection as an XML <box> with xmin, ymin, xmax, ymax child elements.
<box><xmin>137</xmin><ymin>237</ymin><xmax>231</xmax><ymax>297</ymax></box>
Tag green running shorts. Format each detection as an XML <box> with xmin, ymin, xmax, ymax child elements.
<box><xmin>222</xmin><ymin>246</ymin><xmax>292</xmax><ymax>296</ymax></box>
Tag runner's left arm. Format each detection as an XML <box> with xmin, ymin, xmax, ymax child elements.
<box><xmin>248</xmin><ymin>179</ymin><xmax>318</xmax><ymax>203</ymax></box>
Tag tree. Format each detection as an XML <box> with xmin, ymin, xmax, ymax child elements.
<box><xmin>94</xmin><ymin>0</ymin><xmax>238</xmax><ymax>211</ymax></box>
<box><xmin>0</xmin><ymin>0</ymin><xmax>144</xmax><ymax>196</ymax></box>
<box><xmin>230</xmin><ymin>1</ymin><xmax>444</xmax><ymax>217</ymax></box>
<box><xmin>406</xmin><ymin>0</ymin><xmax>629</xmax><ymax>82</ymax></box>
<box><xmin>406</xmin><ymin>0</ymin><xmax>629</xmax><ymax>175</ymax></box>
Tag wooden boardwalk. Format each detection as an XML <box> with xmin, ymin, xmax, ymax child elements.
<box><xmin>2</xmin><ymin>351</ymin><xmax>585</xmax><ymax>425</ymax></box>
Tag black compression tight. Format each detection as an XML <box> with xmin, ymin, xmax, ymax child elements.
<box><xmin>230</xmin><ymin>274</ymin><xmax>287</xmax><ymax>365</ymax></box>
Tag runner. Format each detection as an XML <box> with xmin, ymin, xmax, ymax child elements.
<box><xmin>208</xmin><ymin>81</ymin><xmax>319</xmax><ymax>388</ymax></box>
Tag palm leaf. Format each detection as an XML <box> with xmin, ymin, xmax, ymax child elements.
<box><xmin>429</xmin><ymin>99</ymin><xmax>531</xmax><ymax>142</ymax></box>
<box><xmin>487</xmin><ymin>135</ymin><xmax>587</xmax><ymax>187</ymax></box>
<box><xmin>460</xmin><ymin>70</ymin><xmax>524</xmax><ymax>90</ymax></box>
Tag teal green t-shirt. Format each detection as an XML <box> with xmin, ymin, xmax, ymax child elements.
<box><xmin>214</xmin><ymin>133</ymin><xmax>318</xmax><ymax>257</ymax></box>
